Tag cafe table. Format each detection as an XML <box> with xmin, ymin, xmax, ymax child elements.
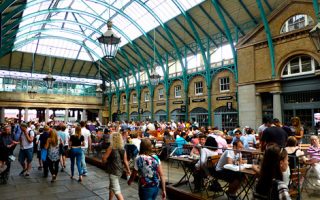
<box><xmin>224</xmin><ymin>164</ymin><xmax>257</xmax><ymax>200</ymax></box>
<box><xmin>169</xmin><ymin>155</ymin><xmax>198</xmax><ymax>192</ymax></box>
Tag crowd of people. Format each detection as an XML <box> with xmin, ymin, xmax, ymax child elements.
<box><xmin>0</xmin><ymin>115</ymin><xmax>319</xmax><ymax>200</ymax></box>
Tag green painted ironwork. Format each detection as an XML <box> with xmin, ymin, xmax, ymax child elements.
<box><xmin>256</xmin><ymin>0</ymin><xmax>275</xmax><ymax>78</ymax></box>
<box><xmin>0</xmin><ymin>77</ymin><xmax>97</xmax><ymax>96</ymax></box>
<box><xmin>211</xmin><ymin>0</ymin><xmax>238</xmax><ymax>82</ymax></box>
<box><xmin>313</xmin><ymin>0</ymin><xmax>319</xmax><ymax>22</ymax></box>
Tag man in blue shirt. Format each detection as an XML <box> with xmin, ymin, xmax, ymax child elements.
<box><xmin>231</xmin><ymin>130</ymin><xmax>249</xmax><ymax>149</ymax></box>
<box><xmin>174</xmin><ymin>132</ymin><xmax>188</xmax><ymax>155</ymax></box>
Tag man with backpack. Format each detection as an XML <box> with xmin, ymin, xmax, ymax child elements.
<box><xmin>18</xmin><ymin>123</ymin><xmax>35</xmax><ymax>176</ymax></box>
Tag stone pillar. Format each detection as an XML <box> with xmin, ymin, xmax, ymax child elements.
<box><xmin>45</xmin><ymin>108</ymin><xmax>50</xmax><ymax>123</ymax></box>
<box><xmin>18</xmin><ymin>109</ymin><xmax>22</xmax><ymax>124</ymax></box>
<box><xmin>255</xmin><ymin>93</ymin><xmax>262</xmax><ymax>130</ymax></box>
<box><xmin>238</xmin><ymin>84</ymin><xmax>256</xmax><ymax>129</ymax></box>
<box><xmin>64</xmin><ymin>108</ymin><xmax>69</xmax><ymax>123</ymax></box>
<box><xmin>98</xmin><ymin>109</ymin><xmax>103</xmax><ymax>123</ymax></box>
<box><xmin>272</xmin><ymin>91</ymin><xmax>282</xmax><ymax>122</ymax></box>
<box><xmin>0</xmin><ymin>108</ymin><xmax>5</xmax><ymax>123</ymax></box>
<box><xmin>24</xmin><ymin>108</ymin><xmax>29</xmax><ymax>122</ymax></box>
<box><xmin>81</xmin><ymin>109</ymin><xmax>87</xmax><ymax>121</ymax></box>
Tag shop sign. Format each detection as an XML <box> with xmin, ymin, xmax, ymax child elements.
<box><xmin>156</xmin><ymin>102</ymin><xmax>166</xmax><ymax>106</ymax></box>
<box><xmin>192</xmin><ymin>98</ymin><xmax>205</xmax><ymax>102</ymax></box>
<box><xmin>216</xmin><ymin>96</ymin><xmax>233</xmax><ymax>101</ymax></box>
<box><xmin>173</xmin><ymin>100</ymin><xmax>184</xmax><ymax>104</ymax></box>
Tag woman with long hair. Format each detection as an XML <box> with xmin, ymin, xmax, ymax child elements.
<box><xmin>255</xmin><ymin>144</ymin><xmax>291</xmax><ymax>199</ymax></box>
<box><xmin>45</xmin><ymin>129</ymin><xmax>63</xmax><ymax>182</ymax></box>
<box><xmin>102</xmin><ymin>132</ymin><xmax>130</xmax><ymax>200</ymax></box>
<box><xmin>69</xmin><ymin>126</ymin><xmax>85</xmax><ymax>182</ymax></box>
<box><xmin>290</xmin><ymin>117</ymin><xmax>304</xmax><ymax>142</ymax></box>
<box><xmin>128</xmin><ymin>138</ymin><xmax>166</xmax><ymax>200</ymax></box>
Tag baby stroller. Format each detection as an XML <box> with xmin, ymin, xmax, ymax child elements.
<box><xmin>0</xmin><ymin>154</ymin><xmax>14</xmax><ymax>184</ymax></box>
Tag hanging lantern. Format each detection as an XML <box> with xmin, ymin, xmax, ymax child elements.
<box><xmin>96</xmin><ymin>84</ymin><xmax>103</xmax><ymax>98</ymax></box>
<box><xmin>43</xmin><ymin>73</ymin><xmax>56</xmax><ymax>89</ymax></box>
<box><xmin>98</xmin><ymin>21</ymin><xmax>121</xmax><ymax>59</ymax></box>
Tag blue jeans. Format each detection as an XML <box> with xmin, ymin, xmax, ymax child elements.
<box><xmin>70</xmin><ymin>148</ymin><xmax>82</xmax><ymax>176</ymax></box>
<box><xmin>139</xmin><ymin>186</ymin><xmax>159</xmax><ymax>200</ymax></box>
<box><xmin>81</xmin><ymin>148</ymin><xmax>87</xmax><ymax>174</ymax></box>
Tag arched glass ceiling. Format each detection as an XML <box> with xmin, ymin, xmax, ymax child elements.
<box><xmin>14</xmin><ymin>0</ymin><xmax>204</xmax><ymax>61</ymax></box>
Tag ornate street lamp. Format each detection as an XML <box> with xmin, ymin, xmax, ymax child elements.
<box><xmin>149</xmin><ymin>26</ymin><xmax>161</xmax><ymax>86</ymax></box>
<box><xmin>309</xmin><ymin>21</ymin><xmax>320</xmax><ymax>52</ymax></box>
<box><xmin>96</xmin><ymin>84</ymin><xmax>103</xmax><ymax>98</ymax></box>
<box><xmin>98</xmin><ymin>21</ymin><xmax>121</xmax><ymax>59</ymax></box>
<box><xmin>28</xmin><ymin>85</ymin><xmax>37</xmax><ymax>99</ymax></box>
<box><xmin>43</xmin><ymin>50</ymin><xmax>56</xmax><ymax>89</ymax></box>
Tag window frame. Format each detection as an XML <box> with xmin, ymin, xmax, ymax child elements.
<box><xmin>132</xmin><ymin>93</ymin><xmax>137</xmax><ymax>104</ymax></box>
<box><xmin>174</xmin><ymin>85</ymin><xmax>182</xmax><ymax>98</ymax></box>
<box><xmin>194</xmin><ymin>81</ymin><xmax>203</xmax><ymax>96</ymax></box>
<box><xmin>281</xmin><ymin>55</ymin><xmax>319</xmax><ymax>78</ymax></box>
<box><xmin>144</xmin><ymin>92</ymin><xmax>150</xmax><ymax>102</ymax></box>
<box><xmin>219</xmin><ymin>77</ymin><xmax>230</xmax><ymax>92</ymax></box>
<box><xmin>113</xmin><ymin>96</ymin><xmax>117</xmax><ymax>105</ymax></box>
<box><xmin>280</xmin><ymin>14</ymin><xmax>313</xmax><ymax>34</ymax></box>
<box><xmin>158</xmin><ymin>88</ymin><xmax>164</xmax><ymax>100</ymax></box>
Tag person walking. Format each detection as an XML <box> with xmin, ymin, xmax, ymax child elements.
<box><xmin>128</xmin><ymin>138</ymin><xmax>166</xmax><ymax>200</ymax></box>
<box><xmin>69</xmin><ymin>126</ymin><xmax>85</xmax><ymax>182</ymax></box>
<box><xmin>80</xmin><ymin>121</ymin><xmax>91</xmax><ymax>176</ymax></box>
<box><xmin>18</xmin><ymin>123</ymin><xmax>35</xmax><ymax>176</ymax></box>
<box><xmin>102</xmin><ymin>132</ymin><xmax>131</xmax><ymax>200</ymax></box>
<box><xmin>45</xmin><ymin>129</ymin><xmax>63</xmax><ymax>182</ymax></box>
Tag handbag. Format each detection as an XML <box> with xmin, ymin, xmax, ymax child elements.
<box><xmin>41</xmin><ymin>148</ymin><xmax>47</xmax><ymax>161</ymax></box>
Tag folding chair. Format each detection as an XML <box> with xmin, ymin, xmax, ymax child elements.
<box><xmin>289</xmin><ymin>167</ymin><xmax>307</xmax><ymax>198</ymax></box>
<box><xmin>204</xmin><ymin>155</ymin><xmax>228</xmax><ymax>198</ymax></box>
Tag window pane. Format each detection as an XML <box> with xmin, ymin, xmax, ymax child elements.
<box><xmin>301</xmin><ymin>56</ymin><xmax>312</xmax><ymax>72</ymax></box>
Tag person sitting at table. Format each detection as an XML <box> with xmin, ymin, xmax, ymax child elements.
<box><xmin>231</xmin><ymin>130</ymin><xmax>249</xmax><ymax>149</ymax></box>
<box><xmin>163</xmin><ymin>130</ymin><xmax>174</xmax><ymax>143</ymax></box>
<box><xmin>193</xmin><ymin>137</ymin><xmax>219</xmax><ymax>192</ymax></box>
<box><xmin>174</xmin><ymin>132</ymin><xmax>188</xmax><ymax>156</ymax></box>
<box><xmin>254</xmin><ymin>144</ymin><xmax>291</xmax><ymax>200</ymax></box>
<box><xmin>215</xmin><ymin>140</ymin><xmax>244</xmax><ymax>199</ymax></box>
<box><xmin>306</xmin><ymin>135</ymin><xmax>320</xmax><ymax>186</ymax></box>
<box><xmin>285</xmin><ymin>136</ymin><xmax>307</xmax><ymax>171</ymax></box>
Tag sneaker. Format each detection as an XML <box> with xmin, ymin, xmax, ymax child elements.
<box><xmin>0</xmin><ymin>165</ymin><xmax>7</xmax><ymax>173</ymax></box>
<box><xmin>60</xmin><ymin>168</ymin><xmax>64</xmax><ymax>172</ymax></box>
<box><xmin>19</xmin><ymin>169</ymin><xmax>27</xmax><ymax>176</ymax></box>
<box><xmin>25</xmin><ymin>173</ymin><xmax>30</xmax><ymax>177</ymax></box>
<box><xmin>82</xmin><ymin>172</ymin><xmax>88</xmax><ymax>176</ymax></box>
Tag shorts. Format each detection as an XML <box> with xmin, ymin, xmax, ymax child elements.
<box><xmin>18</xmin><ymin>148</ymin><xmax>33</xmax><ymax>163</ymax></box>
<box><xmin>109</xmin><ymin>174</ymin><xmax>121</xmax><ymax>194</ymax></box>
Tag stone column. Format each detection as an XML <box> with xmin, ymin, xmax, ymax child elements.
<box><xmin>98</xmin><ymin>109</ymin><xmax>103</xmax><ymax>123</ymax></box>
<box><xmin>81</xmin><ymin>109</ymin><xmax>87</xmax><ymax>121</ymax></box>
<box><xmin>24</xmin><ymin>108</ymin><xmax>29</xmax><ymax>122</ymax></box>
<box><xmin>255</xmin><ymin>93</ymin><xmax>262</xmax><ymax>130</ymax></box>
<box><xmin>0</xmin><ymin>108</ymin><xmax>5</xmax><ymax>123</ymax></box>
<box><xmin>64</xmin><ymin>108</ymin><xmax>69</xmax><ymax>123</ymax></box>
<box><xmin>45</xmin><ymin>108</ymin><xmax>50</xmax><ymax>123</ymax></box>
<box><xmin>272</xmin><ymin>91</ymin><xmax>282</xmax><ymax>122</ymax></box>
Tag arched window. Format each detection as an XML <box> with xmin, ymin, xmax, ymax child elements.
<box><xmin>280</xmin><ymin>14</ymin><xmax>313</xmax><ymax>33</ymax></box>
<box><xmin>282</xmin><ymin>55</ymin><xmax>320</xmax><ymax>77</ymax></box>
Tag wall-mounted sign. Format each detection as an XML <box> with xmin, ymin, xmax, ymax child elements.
<box><xmin>131</xmin><ymin>105</ymin><xmax>138</xmax><ymax>108</ymax></box>
<box><xmin>216</xmin><ymin>96</ymin><xmax>233</xmax><ymax>101</ymax></box>
<box><xmin>173</xmin><ymin>100</ymin><xmax>184</xmax><ymax>104</ymax></box>
<box><xmin>180</xmin><ymin>105</ymin><xmax>186</xmax><ymax>112</ymax></box>
<box><xmin>227</xmin><ymin>102</ymin><xmax>233</xmax><ymax>110</ymax></box>
<box><xmin>156</xmin><ymin>102</ymin><xmax>166</xmax><ymax>106</ymax></box>
<box><xmin>138</xmin><ymin>108</ymin><xmax>143</xmax><ymax>114</ymax></box>
<box><xmin>192</xmin><ymin>98</ymin><xmax>205</xmax><ymax>102</ymax></box>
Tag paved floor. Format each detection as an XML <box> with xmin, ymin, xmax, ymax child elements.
<box><xmin>0</xmin><ymin>149</ymin><xmax>160</xmax><ymax>200</ymax></box>
<box><xmin>1</xmin><ymin>149</ymin><xmax>319</xmax><ymax>200</ymax></box>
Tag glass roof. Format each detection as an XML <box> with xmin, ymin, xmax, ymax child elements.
<box><xmin>14</xmin><ymin>0</ymin><xmax>204</xmax><ymax>61</ymax></box>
